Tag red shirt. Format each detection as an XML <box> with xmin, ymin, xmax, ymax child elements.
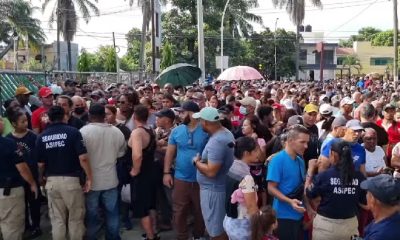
<box><xmin>31</xmin><ymin>106</ymin><xmax>49</xmax><ymax>133</ymax></box>
<box><xmin>376</xmin><ymin>119</ymin><xmax>400</xmax><ymax>159</ymax></box>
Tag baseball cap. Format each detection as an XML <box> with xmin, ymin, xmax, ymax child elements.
<box><xmin>331</xmin><ymin>116</ymin><xmax>348</xmax><ymax>128</ymax></box>
<box><xmin>192</xmin><ymin>107</ymin><xmax>220</xmax><ymax>122</ymax></box>
<box><xmin>239</xmin><ymin>97</ymin><xmax>257</xmax><ymax>107</ymax></box>
<box><xmin>319</xmin><ymin>103</ymin><xmax>333</xmax><ymax>115</ymax></box>
<box><xmin>345</xmin><ymin>119</ymin><xmax>364</xmax><ymax>131</ymax></box>
<box><xmin>304</xmin><ymin>104</ymin><xmax>318</xmax><ymax>113</ymax></box>
<box><xmin>282</xmin><ymin>99</ymin><xmax>294</xmax><ymax>110</ymax></box>
<box><xmin>155</xmin><ymin>108</ymin><xmax>175</xmax><ymax>120</ymax></box>
<box><xmin>319</xmin><ymin>95</ymin><xmax>328</xmax><ymax>103</ymax></box>
<box><xmin>15</xmin><ymin>86</ymin><xmax>32</xmax><ymax>96</ymax></box>
<box><xmin>360</xmin><ymin>174</ymin><xmax>400</xmax><ymax>205</ymax></box>
<box><xmin>175</xmin><ymin>101</ymin><xmax>200</xmax><ymax>113</ymax></box>
<box><xmin>340</xmin><ymin>97</ymin><xmax>355</xmax><ymax>107</ymax></box>
<box><xmin>287</xmin><ymin>115</ymin><xmax>303</xmax><ymax>127</ymax></box>
<box><xmin>39</xmin><ymin>87</ymin><xmax>53</xmax><ymax>98</ymax></box>
<box><xmin>383</xmin><ymin>104</ymin><xmax>396</xmax><ymax>111</ymax></box>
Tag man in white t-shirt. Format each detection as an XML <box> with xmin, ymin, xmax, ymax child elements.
<box><xmin>362</xmin><ymin>128</ymin><xmax>387</xmax><ymax>178</ymax></box>
<box><xmin>80</xmin><ymin>104</ymin><xmax>126</xmax><ymax>239</ymax></box>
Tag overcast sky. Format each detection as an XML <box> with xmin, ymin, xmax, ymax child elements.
<box><xmin>31</xmin><ymin>0</ymin><xmax>394</xmax><ymax>55</ymax></box>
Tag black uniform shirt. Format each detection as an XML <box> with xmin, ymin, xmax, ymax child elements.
<box><xmin>0</xmin><ymin>136</ymin><xmax>24</xmax><ymax>188</ymax></box>
<box><xmin>306</xmin><ymin>167</ymin><xmax>367</xmax><ymax>219</ymax></box>
<box><xmin>36</xmin><ymin>123</ymin><xmax>87</xmax><ymax>177</ymax></box>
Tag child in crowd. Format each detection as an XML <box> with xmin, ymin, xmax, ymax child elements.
<box><xmin>251</xmin><ymin>206</ymin><xmax>278</xmax><ymax>240</ymax></box>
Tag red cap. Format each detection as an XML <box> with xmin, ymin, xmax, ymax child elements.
<box><xmin>272</xmin><ymin>103</ymin><xmax>283</xmax><ymax>110</ymax></box>
<box><xmin>39</xmin><ymin>87</ymin><xmax>53</xmax><ymax>98</ymax></box>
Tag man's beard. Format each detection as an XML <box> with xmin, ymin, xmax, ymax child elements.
<box><xmin>182</xmin><ymin>116</ymin><xmax>191</xmax><ymax>125</ymax></box>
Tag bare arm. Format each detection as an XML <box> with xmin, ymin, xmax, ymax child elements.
<box><xmin>16</xmin><ymin>162</ymin><xmax>36</xmax><ymax>187</ymax></box>
<box><xmin>163</xmin><ymin>144</ymin><xmax>177</xmax><ymax>188</ymax></box>
<box><xmin>130</xmin><ymin>130</ymin><xmax>143</xmax><ymax>176</ymax></box>
<box><xmin>79</xmin><ymin>153</ymin><xmax>92</xmax><ymax>192</ymax></box>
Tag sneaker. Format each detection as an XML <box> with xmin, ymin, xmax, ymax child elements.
<box><xmin>28</xmin><ymin>228</ymin><xmax>42</xmax><ymax>239</ymax></box>
<box><xmin>124</xmin><ymin>220</ymin><xmax>133</xmax><ymax>230</ymax></box>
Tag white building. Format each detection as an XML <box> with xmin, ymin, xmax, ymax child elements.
<box><xmin>298</xmin><ymin>31</ymin><xmax>338</xmax><ymax>81</ymax></box>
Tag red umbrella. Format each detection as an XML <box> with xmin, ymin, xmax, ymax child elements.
<box><xmin>217</xmin><ymin>66</ymin><xmax>264</xmax><ymax>81</ymax></box>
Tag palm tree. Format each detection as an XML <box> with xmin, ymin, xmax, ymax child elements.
<box><xmin>272</xmin><ymin>0</ymin><xmax>322</xmax><ymax>80</ymax></box>
<box><xmin>223</xmin><ymin>0</ymin><xmax>263</xmax><ymax>38</ymax></box>
<box><xmin>42</xmin><ymin>0</ymin><xmax>99</xmax><ymax>71</ymax></box>
<box><xmin>0</xmin><ymin>0</ymin><xmax>45</xmax><ymax>59</ymax></box>
<box><xmin>342</xmin><ymin>54</ymin><xmax>362</xmax><ymax>76</ymax></box>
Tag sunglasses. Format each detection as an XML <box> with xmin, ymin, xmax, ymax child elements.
<box><xmin>117</xmin><ymin>101</ymin><xmax>126</xmax><ymax>104</ymax></box>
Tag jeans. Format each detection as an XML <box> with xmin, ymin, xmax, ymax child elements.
<box><xmin>85</xmin><ymin>187</ymin><xmax>120</xmax><ymax>240</ymax></box>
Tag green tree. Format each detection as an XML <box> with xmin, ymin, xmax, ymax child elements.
<box><xmin>160</xmin><ymin>42</ymin><xmax>175</xmax><ymax>70</ymax></box>
<box><xmin>339</xmin><ymin>39</ymin><xmax>353</xmax><ymax>48</ymax></box>
<box><xmin>342</xmin><ymin>54</ymin><xmax>362</xmax><ymax>76</ymax></box>
<box><xmin>77</xmin><ymin>49</ymin><xmax>91</xmax><ymax>72</ymax></box>
<box><xmin>371</xmin><ymin>30</ymin><xmax>395</xmax><ymax>46</ymax></box>
<box><xmin>339</xmin><ymin>27</ymin><xmax>382</xmax><ymax>48</ymax></box>
<box><xmin>42</xmin><ymin>0</ymin><xmax>99</xmax><ymax>71</ymax></box>
<box><xmin>98</xmin><ymin>46</ymin><xmax>117</xmax><ymax>72</ymax></box>
<box><xmin>0</xmin><ymin>0</ymin><xmax>45</xmax><ymax>59</ymax></box>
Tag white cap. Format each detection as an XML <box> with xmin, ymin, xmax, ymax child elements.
<box><xmin>340</xmin><ymin>97</ymin><xmax>355</xmax><ymax>107</ymax></box>
<box><xmin>319</xmin><ymin>94</ymin><xmax>328</xmax><ymax>103</ymax></box>
<box><xmin>319</xmin><ymin>103</ymin><xmax>333</xmax><ymax>115</ymax></box>
<box><xmin>282</xmin><ymin>99</ymin><xmax>294</xmax><ymax>110</ymax></box>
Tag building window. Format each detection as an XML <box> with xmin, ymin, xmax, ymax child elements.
<box><xmin>300</xmin><ymin>49</ymin><xmax>307</xmax><ymax>61</ymax></box>
<box><xmin>315</xmin><ymin>50</ymin><xmax>334</xmax><ymax>65</ymax></box>
<box><xmin>370</xmin><ymin>57</ymin><xmax>393</xmax><ymax>66</ymax></box>
<box><xmin>337</xmin><ymin>57</ymin><xmax>344</xmax><ymax>65</ymax></box>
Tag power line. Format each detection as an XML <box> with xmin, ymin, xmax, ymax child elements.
<box><xmin>326</xmin><ymin>0</ymin><xmax>379</xmax><ymax>37</ymax></box>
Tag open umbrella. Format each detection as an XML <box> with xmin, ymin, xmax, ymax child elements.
<box><xmin>217</xmin><ymin>65</ymin><xmax>264</xmax><ymax>81</ymax></box>
<box><xmin>155</xmin><ymin>63</ymin><xmax>202</xmax><ymax>87</ymax></box>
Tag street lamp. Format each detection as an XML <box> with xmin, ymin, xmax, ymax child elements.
<box><xmin>220</xmin><ymin>0</ymin><xmax>231</xmax><ymax>73</ymax></box>
<box><xmin>274</xmin><ymin>18</ymin><xmax>279</xmax><ymax>81</ymax></box>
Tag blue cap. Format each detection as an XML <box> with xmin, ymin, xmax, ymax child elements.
<box><xmin>192</xmin><ymin>107</ymin><xmax>220</xmax><ymax>122</ymax></box>
<box><xmin>175</xmin><ymin>101</ymin><xmax>200</xmax><ymax>113</ymax></box>
<box><xmin>360</xmin><ymin>174</ymin><xmax>400</xmax><ymax>205</ymax></box>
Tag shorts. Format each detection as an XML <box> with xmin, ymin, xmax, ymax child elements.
<box><xmin>200</xmin><ymin>189</ymin><xmax>226</xmax><ymax>237</ymax></box>
<box><xmin>223</xmin><ymin>216</ymin><xmax>251</xmax><ymax>240</ymax></box>
<box><xmin>130</xmin><ymin>174</ymin><xmax>156</xmax><ymax>218</ymax></box>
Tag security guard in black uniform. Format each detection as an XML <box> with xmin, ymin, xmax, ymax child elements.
<box><xmin>0</xmin><ymin>117</ymin><xmax>38</xmax><ymax>240</ymax></box>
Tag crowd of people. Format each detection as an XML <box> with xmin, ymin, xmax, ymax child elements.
<box><xmin>0</xmin><ymin>75</ymin><xmax>400</xmax><ymax>240</ymax></box>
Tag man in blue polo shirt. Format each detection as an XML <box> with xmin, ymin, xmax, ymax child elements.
<box><xmin>163</xmin><ymin>101</ymin><xmax>209</xmax><ymax>240</ymax></box>
<box><xmin>267</xmin><ymin>125</ymin><xmax>309</xmax><ymax>240</ymax></box>
<box><xmin>318</xmin><ymin>119</ymin><xmax>366</xmax><ymax>176</ymax></box>
<box><xmin>36</xmin><ymin>106</ymin><xmax>92</xmax><ymax>240</ymax></box>
<box><xmin>362</xmin><ymin>174</ymin><xmax>400</xmax><ymax>240</ymax></box>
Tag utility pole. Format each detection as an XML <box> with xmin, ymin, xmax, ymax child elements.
<box><xmin>319</xmin><ymin>42</ymin><xmax>324</xmax><ymax>83</ymax></box>
<box><xmin>112</xmin><ymin>32</ymin><xmax>120</xmax><ymax>82</ymax></box>
<box><xmin>13</xmin><ymin>36</ymin><xmax>18</xmax><ymax>71</ymax></box>
<box><xmin>295</xmin><ymin>24</ymin><xmax>300</xmax><ymax>81</ymax></box>
<box><xmin>197</xmin><ymin>0</ymin><xmax>206</xmax><ymax>84</ymax></box>
<box><xmin>151</xmin><ymin>0</ymin><xmax>156</xmax><ymax>74</ymax></box>
<box><xmin>274</xmin><ymin>18</ymin><xmax>279</xmax><ymax>81</ymax></box>
<box><xmin>220</xmin><ymin>0</ymin><xmax>231</xmax><ymax>74</ymax></box>
<box><xmin>394</xmin><ymin>0</ymin><xmax>398</xmax><ymax>86</ymax></box>
<box><xmin>57</xmin><ymin>0</ymin><xmax>61</xmax><ymax>70</ymax></box>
